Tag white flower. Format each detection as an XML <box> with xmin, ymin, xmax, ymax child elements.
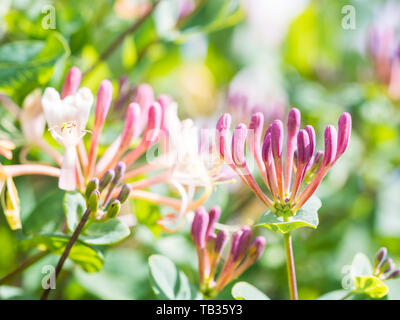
<box><xmin>41</xmin><ymin>87</ymin><xmax>93</xmax><ymax>190</ymax></box>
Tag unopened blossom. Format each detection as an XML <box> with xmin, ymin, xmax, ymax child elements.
<box><xmin>191</xmin><ymin>206</ymin><xmax>266</xmax><ymax>298</ymax></box>
<box><xmin>42</xmin><ymin>86</ymin><xmax>93</xmax><ymax>190</ymax></box>
<box><xmin>373</xmin><ymin>247</ymin><xmax>400</xmax><ymax>280</ymax></box>
<box><xmin>215</xmin><ymin>108</ymin><xmax>352</xmax><ymax>216</ymax></box>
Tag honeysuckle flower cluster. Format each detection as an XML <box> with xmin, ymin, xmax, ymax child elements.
<box><xmin>215</xmin><ymin>108</ymin><xmax>352</xmax><ymax>216</ymax></box>
<box><xmin>191</xmin><ymin>206</ymin><xmax>266</xmax><ymax>299</ymax></box>
<box><xmin>0</xmin><ymin>66</ymin><xmax>227</xmax><ymax>231</ymax></box>
<box><xmin>373</xmin><ymin>247</ymin><xmax>400</xmax><ymax>281</ymax></box>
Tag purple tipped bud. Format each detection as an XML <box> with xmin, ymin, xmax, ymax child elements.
<box><xmin>106</xmin><ymin>199</ymin><xmax>121</xmax><ymax>218</ymax></box>
<box><xmin>117</xmin><ymin>184</ymin><xmax>131</xmax><ymax>204</ymax></box>
<box><xmin>99</xmin><ymin>170</ymin><xmax>115</xmax><ymax>192</ymax></box>
<box><xmin>304</xmin><ymin>125</ymin><xmax>316</xmax><ymax>156</ymax></box>
<box><xmin>88</xmin><ymin>190</ymin><xmax>100</xmax><ymax>213</ymax></box>
<box><xmin>322</xmin><ymin>125</ymin><xmax>337</xmax><ymax>167</ymax></box>
<box><xmin>381</xmin><ymin>258</ymin><xmax>394</xmax><ymax>274</ymax></box>
<box><xmin>191</xmin><ymin>207</ymin><xmax>209</xmax><ymax>248</ymax></box>
<box><xmin>85</xmin><ymin>177</ymin><xmax>99</xmax><ymax>199</ymax></box>
<box><xmin>374</xmin><ymin>247</ymin><xmax>388</xmax><ymax>269</ymax></box>
<box><xmin>386</xmin><ymin>267</ymin><xmax>400</xmax><ymax>280</ymax></box>
<box><xmin>287</xmin><ymin>108</ymin><xmax>301</xmax><ymax>138</ymax></box>
<box><xmin>229</xmin><ymin>230</ymin><xmax>243</xmax><ymax>257</ymax></box>
<box><xmin>206</xmin><ymin>206</ymin><xmax>221</xmax><ymax>238</ymax></box>
<box><xmin>233</xmin><ymin>226</ymin><xmax>252</xmax><ymax>262</ymax></box>
<box><xmin>261</xmin><ymin>133</ymin><xmax>272</xmax><ymax>164</ymax></box>
<box><xmin>336</xmin><ymin>112</ymin><xmax>352</xmax><ymax>159</ymax></box>
<box><xmin>248</xmin><ymin>236</ymin><xmax>266</xmax><ymax>261</ymax></box>
<box><xmin>111</xmin><ymin>162</ymin><xmax>126</xmax><ymax>187</ymax></box>
<box><xmin>271</xmin><ymin>120</ymin><xmax>284</xmax><ymax>158</ymax></box>
<box><xmin>214</xmin><ymin>230</ymin><xmax>228</xmax><ymax>255</ymax></box>
<box><xmin>232</xmin><ymin>124</ymin><xmax>247</xmax><ymax>167</ymax></box>
<box><xmin>297</xmin><ymin>130</ymin><xmax>310</xmax><ymax>166</ymax></box>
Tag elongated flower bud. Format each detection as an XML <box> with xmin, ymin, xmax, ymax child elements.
<box><xmin>214</xmin><ymin>230</ymin><xmax>228</xmax><ymax>255</ymax></box>
<box><xmin>117</xmin><ymin>184</ymin><xmax>132</xmax><ymax>204</ymax></box>
<box><xmin>261</xmin><ymin>133</ymin><xmax>272</xmax><ymax>164</ymax></box>
<box><xmin>248</xmin><ymin>112</ymin><xmax>264</xmax><ymax>153</ymax></box>
<box><xmin>216</xmin><ymin>113</ymin><xmax>232</xmax><ymax>160</ymax></box>
<box><xmin>287</xmin><ymin>108</ymin><xmax>301</xmax><ymax>138</ymax></box>
<box><xmin>271</xmin><ymin>120</ymin><xmax>283</xmax><ymax>159</ymax></box>
<box><xmin>99</xmin><ymin>170</ymin><xmax>115</xmax><ymax>192</ymax></box>
<box><xmin>206</xmin><ymin>206</ymin><xmax>221</xmax><ymax>238</ymax></box>
<box><xmin>144</xmin><ymin>103</ymin><xmax>162</xmax><ymax>145</ymax></box>
<box><xmin>247</xmin><ymin>236</ymin><xmax>266</xmax><ymax>262</ymax></box>
<box><xmin>120</xmin><ymin>103</ymin><xmax>141</xmax><ymax>150</ymax></box>
<box><xmin>232</xmin><ymin>124</ymin><xmax>247</xmax><ymax>167</ymax></box>
<box><xmin>111</xmin><ymin>162</ymin><xmax>126</xmax><ymax>187</ymax></box>
<box><xmin>386</xmin><ymin>267</ymin><xmax>400</xmax><ymax>279</ymax></box>
<box><xmin>307</xmin><ymin>150</ymin><xmax>323</xmax><ymax>175</ymax></box>
<box><xmin>297</xmin><ymin>130</ymin><xmax>310</xmax><ymax>166</ymax></box>
<box><xmin>229</xmin><ymin>230</ymin><xmax>243</xmax><ymax>258</ymax></box>
<box><xmin>136</xmin><ymin>83</ymin><xmax>154</xmax><ymax>110</ymax></box>
<box><xmin>233</xmin><ymin>226</ymin><xmax>252</xmax><ymax>262</ymax></box>
<box><xmin>191</xmin><ymin>207</ymin><xmax>209</xmax><ymax>248</ymax></box>
<box><xmin>336</xmin><ymin>112</ymin><xmax>352</xmax><ymax>160</ymax></box>
<box><xmin>85</xmin><ymin>178</ymin><xmax>99</xmax><ymax>199</ymax></box>
<box><xmin>106</xmin><ymin>199</ymin><xmax>121</xmax><ymax>218</ymax></box>
<box><xmin>374</xmin><ymin>247</ymin><xmax>388</xmax><ymax>269</ymax></box>
<box><xmin>381</xmin><ymin>258</ymin><xmax>394</xmax><ymax>274</ymax></box>
<box><xmin>61</xmin><ymin>67</ymin><xmax>82</xmax><ymax>99</ymax></box>
<box><xmin>304</xmin><ymin>125</ymin><xmax>316</xmax><ymax>156</ymax></box>
<box><xmin>88</xmin><ymin>190</ymin><xmax>100</xmax><ymax>213</ymax></box>
<box><xmin>94</xmin><ymin>80</ymin><xmax>113</xmax><ymax>128</ymax></box>
<box><xmin>322</xmin><ymin>125</ymin><xmax>337</xmax><ymax>167</ymax></box>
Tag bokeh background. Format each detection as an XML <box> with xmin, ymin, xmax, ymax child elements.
<box><xmin>1</xmin><ymin>0</ymin><xmax>400</xmax><ymax>300</ymax></box>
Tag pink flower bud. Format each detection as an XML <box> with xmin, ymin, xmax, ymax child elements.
<box><xmin>94</xmin><ymin>80</ymin><xmax>113</xmax><ymax>128</ymax></box>
<box><xmin>214</xmin><ymin>230</ymin><xmax>228</xmax><ymax>255</ymax></box>
<box><xmin>297</xmin><ymin>130</ymin><xmax>311</xmax><ymax>166</ymax></box>
<box><xmin>136</xmin><ymin>83</ymin><xmax>154</xmax><ymax>110</ymax></box>
<box><xmin>206</xmin><ymin>206</ymin><xmax>221</xmax><ymax>237</ymax></box>
<box><xmin>216</xmin><ymin>113</ymin><xmax>232</xmax><ymax>160</ymax></box>
<box><xmin>304</xmin><ymin>125</ymin><xmax>316</xmax><ymax>156</ymax></box>
<box><xmin>322</xmin><ymin>125</ymin><xmax>337</xmax><ymax>167</ymax></box>
<box><xmin>261</xmin><ymin>133</ymin><xmax>272</xmax><ymax>164</ymax></box>
<box><xmin>248</xmin><ymin>112</ymin><xmax>264</xmax><ymax>152</ymax></box>
<box><xmin>229</xmin><ymin>230</ymin><xmax>243</xmax><ymax>258</ymax></box>
<box><xmin>144</xmin><ymin>103</ymin><xmax>162</xmax><ymax>145</ymax></box>
<box><xmin>248</xmin><ymin>236</ymin><xmax>266</xmax><ymax>261</ymax></box>
<box><xmin>336</xmin><ymin>112</ymin><xmax>352</xmax><ymax>160</ymax></box>
<box><xmin>232</xmin><ymin>124</ymin><xmax>247</xmax><ymax>167</ymax></box>
<box><xmin>191</xmin><ymin>207</ymin><xmax>209</xmax><ymax>248</ymax></box>
<box><xmin>271</xmin><ymin>120</ymin><xmax>284</xmax><ymax>159</ymax></box>
<box><xmin>120</xmin><ymin>103</ymin><xmax>141</xmax><ymax>150</ymax></box>
<box><xmin>233</xmin><ymin>226</ymin><xmax>252</xmax><ymax>262</ymax></box>
<box><xmin>61</xmin><ymin>67</ymin><xmax>82</xmax><ymax>99</ymax></box>
<box><xmin>287</xmin><ymin>108</ymin><xmax>301</xmax><ymax>138</ymax></box>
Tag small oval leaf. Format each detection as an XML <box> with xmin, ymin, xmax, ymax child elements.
<box><xmin>232</xmin><ymin>282</ymin><xmax>270</xmax><ymax>300</ymax></box>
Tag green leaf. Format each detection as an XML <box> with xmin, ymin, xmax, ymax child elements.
<box><xmin>21</xmin><ymin>234</ymin><xmax>104</xmax><ymax>273</ymax></box>
<box><xmin>22</xmin><ymin>188</ymin><xmax>65</xmax><ymax>234</ymax></box>
<box><xmin>63</xmin><ymin>191</ymin><xmax>86</xmax><ymax>232</ymax></box>
<box><xmin>231</xmin><ymin>282</ymin><xmax>270</xmax><ymax>300</ymax></box>
<box><xmin>0</xmin><ymin>32</ymin><xmax>69</xmax><ymax>95</ymax></box>
<box><xmin>148</xmin><ymin>254</ymin><xmax>200</xmax><ymax>300</ymax></box>
<box><xmin>354</xmin><ymin>276</ymin><xmax>388</xmax><ymax>299</ymax></box>
<box><xmin>80</xmin><ymin>219</ymin><xmax>131</xmax><ymax>246</ymax></box>
<box><xmin>256</xmin><ymin>196</ymin><xmax>321</xmax><ymax>234</ymax></box>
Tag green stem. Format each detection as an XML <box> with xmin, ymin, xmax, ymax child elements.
<box><xmin>0</xmin><ymin>251</ymin><xmax>49</xmax><ymax>285</ymax></box>
<box><xmin>284</xmin><ymin>232</ymin><xmax>298</xmax><ymax>300</ymax></box>
<box><xmin>40</xmin><ymin>207</ymin><xmax>92</xmax><ymax>300</ymax></box>
<box><xmin>340</xmin><ymin>291</ymin><xmax>354</xmax><ymax>300</ymax></box>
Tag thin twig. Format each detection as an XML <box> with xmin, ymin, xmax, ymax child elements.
<box><xmin>40</xmin><ymin>207</ymin><xmax>92</xmax><ymax>300</ymax></box>
<box><xmin>0</xmin><ymin>251</ymin><xmax>49</xmax><ymax>285</ymax></box>
<box><xmin>82</xmin><ymin>0</ymin><xmax>162</xmax><ymax>78</ymax></box>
